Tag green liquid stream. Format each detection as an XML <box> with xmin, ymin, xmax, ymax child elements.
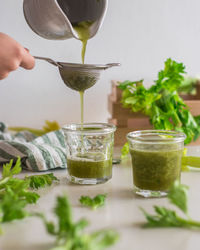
<box><xmin>73</xmin><ymin>21</ymin><xmax>92</xmax><ymax>64</ymax></box>
<box><xmin>73</xmin><ymin>21</ymin><xmax>93</xmax><ymax>125</ymax></box>
<box><xmin>79</xmin><ymin>91</ymin><xmax>84</xmax><ymax>125</ymax></box>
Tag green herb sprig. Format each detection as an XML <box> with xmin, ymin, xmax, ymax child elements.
<box><xmin>141</xmin><ymin>180</ymin><xmax>200</xmax><ymax>229</ymax></box>
<box><xmin>0</xmin><ymin>158</ymin><xmax>58</xmax><ymax>233</ymax></box>
<box><xmin>25</xmin><ymin>173</ymin><xmax>58</xmax><ymax>189</ymax></box>
<box><xmin>80</xmin><ymin>194</ymin><xmax>107</xmax><ymax>210</ymax></box>
<box><xmin>37</xmin><ymin>195</ymin><xmax>119</xmax><ymax>250</ymax></box>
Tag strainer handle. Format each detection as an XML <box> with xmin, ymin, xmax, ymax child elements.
<box><xmin>34</xmin><ymin>56</ymin><xmax>63</xmax><ymax>68</ymax></box>
<box><xmin>105</xmin><ymin>63</ymin><xmax>121</xmax><ymax>68</ymax></box>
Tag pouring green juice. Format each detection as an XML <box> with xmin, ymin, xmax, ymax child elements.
<box><xmin>73</xmin><ymin>21</ymin><xmax>92</xmax><ymax>64</ymax></box>
<box><xmin>66</xmin><ymin>21</ymin><xmax>113</xmax><ymax>182</ymax></box>
<box><xmin>73</xmin><ymin>21</ymin><xmax>93</xmax><ymax>124</ymax></box>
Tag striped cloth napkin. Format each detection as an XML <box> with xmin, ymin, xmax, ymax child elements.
<box><xmin>0</xmin><ymin>122</ymin><xmax>67</xmax><ymax>171</ymax></box>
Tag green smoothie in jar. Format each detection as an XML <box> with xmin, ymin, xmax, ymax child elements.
<box><xmin>67</xmin><ymin>153</ymin><xmax>112</xmax><ymax>179</ymax></box>
<box><xmin>127</xmin><ymin>130</ymin><xmax>186</xmax><ymax>197</ymax></box>
<box><xmin>130</xmin><ymin>147</ymin><xmax>183</xmax><ymax>191</ymax></box>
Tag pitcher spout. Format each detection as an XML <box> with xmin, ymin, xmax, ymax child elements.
<box><xmin>23</xmin><ymin>0</ymin><xmax>108</xmax><ymax>40</ymax></box>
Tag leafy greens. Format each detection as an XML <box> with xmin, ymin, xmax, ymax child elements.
<box><xmin>177</xmin><ymin>76</ymin><xmax>199</xmax><ymax>95</ymax></box>
<box><xmin>141</xmin><ymin>180</ymin><xmax>200</xmax><ymax>229</ymax></box>
<box><xmin>119</xmin><ymin>59</ymin><xmax>200</xmax><ymax>151</ymax></box>
<box><xmin>79</xmin><ymin>194</ymin><xmax>107</xmax><ymax>210</ymax></box>
<box><xmin>0</xmin><ymin>158</ymin><xmax>58</xmax><ymax>233</ymax></box>
<box><xmin>25</xmin><ymin>173</ymin><xmax>58</xmax><ymax>189</ymax></box>
<box><xmin>38</xmin><ymin>195</ymin><xmax>119</xmax><ymax>250</ymax></box>
<box><xmin>0</xmin><ymin>159</ymin><xmax>118</xmax><ymax>249</ymax></box>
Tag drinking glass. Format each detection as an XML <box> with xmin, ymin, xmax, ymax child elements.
<box><xmin>63</xmin><ymin>123</ymin><xmax>116</xmax><ymax>184</ymax></box>
<box><xmin>127</xmin><ymin>130</ymin><xmax>186</xmax><ymax>197</ymax></box>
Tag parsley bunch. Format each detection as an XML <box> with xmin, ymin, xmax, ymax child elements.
<box><xmin>119</xmin><ymin>58</ymin><xmax>200</xmax><ymax>146</ymax></box>
<box><xmin>141</xmin><ymin>180</ymin><xmax>200</xmax><ymax>229</ymax></box>
<box><xmin>0</xmin><ymin>158</ymin><xmax>58</xmax><ymax>233</ymax></box>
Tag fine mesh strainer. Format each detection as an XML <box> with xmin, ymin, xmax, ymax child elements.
<box><xmin>34</xmin><ymin>56</ymin><xmax>120</xmax><ymax>91</ymax></box>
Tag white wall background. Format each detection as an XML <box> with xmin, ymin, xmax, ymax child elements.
<box><xmin>1</xmin><ymin>0</ymin><xmax>200</xmax><ymax>128</ymax></box>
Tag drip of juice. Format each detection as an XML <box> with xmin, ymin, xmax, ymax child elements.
<box><xmin>73</xmin><ymin>21</ymin><xmax>93</xmax><ymax>126</ymax></box>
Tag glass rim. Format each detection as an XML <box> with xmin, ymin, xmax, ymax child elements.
<box><xmin>62</xmin><ymin>123</ymin><xmax>116</xmax><ymax>135</ymax></box>
<box><xmin>127</xmin><ymin>130</ymin><xmax>186</xmax><ymax>143</ymax></box>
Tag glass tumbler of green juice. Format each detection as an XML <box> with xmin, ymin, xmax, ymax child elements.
<box><xmin>63</xmin><ymin>123</ymin><xmax>116</xmax><ymax>184</ymax></box>
<box><xmin>127</xmin><ymin>130</ymin><xmax>186</xmax><ymax>198</ymax></box>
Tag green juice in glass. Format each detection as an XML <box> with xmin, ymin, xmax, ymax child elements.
<box><xmin>67</xmin><ymin>153</ymin><xmax>112</xmax><ymax>179</ymax></box>
<box><xmin>130</xmin><ymin>148</ymin><xmax>183</xmax><ymax>191</ymax></box>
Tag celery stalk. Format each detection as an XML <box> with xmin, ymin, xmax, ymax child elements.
<box><xmin>182</xmin><ymin>156</ymin><xmax>200</xmax><ymax>169</ymax></box>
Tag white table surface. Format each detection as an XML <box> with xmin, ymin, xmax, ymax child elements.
<box><xmin>1</xmin><ymin>146</ymin><xmax>200</xmax><ymax>250</ymax></box>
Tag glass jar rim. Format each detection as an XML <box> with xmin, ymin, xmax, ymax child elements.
<box><xmin>127</xmin><ymin>130</ymin><xmax>186</xmax><ymax>143</ymax></box>
<box><xmin>62</xmin><ymin>123</ymin><xmax>116</xmax><ymax>135</ymax></box>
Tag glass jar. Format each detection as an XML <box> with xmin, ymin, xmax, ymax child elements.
<box><xmin>127</xmin><ymin>130</ymin><xmax>186</xmax><ymax>198</ymax></box>
<box><xmin>63</xmin><ymin>123</ymin><xmax>116</xmax><ymax>184</ymax></box>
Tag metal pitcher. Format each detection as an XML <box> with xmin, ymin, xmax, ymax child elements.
<box><xmin>23</xmin><ymin>0</ymin><xmax>108</xmax><ymax>40</ymax></box>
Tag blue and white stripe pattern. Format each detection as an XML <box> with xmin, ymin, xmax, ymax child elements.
<box><xmin>0</xmin><ymin>123</ymin><xmax>67</xmax><ymax>171</ymax></box>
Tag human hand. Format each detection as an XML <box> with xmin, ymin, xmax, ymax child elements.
<box><xmin>0</xmin><ymin>33</ymin><xmax>35</xmax><ymax>79</ymax></box>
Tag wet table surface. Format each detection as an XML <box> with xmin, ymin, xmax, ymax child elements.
<box><xmin>0</xmin><ymin>146</ymin><xmax>200</xmax><ymax>250</ymax></box>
